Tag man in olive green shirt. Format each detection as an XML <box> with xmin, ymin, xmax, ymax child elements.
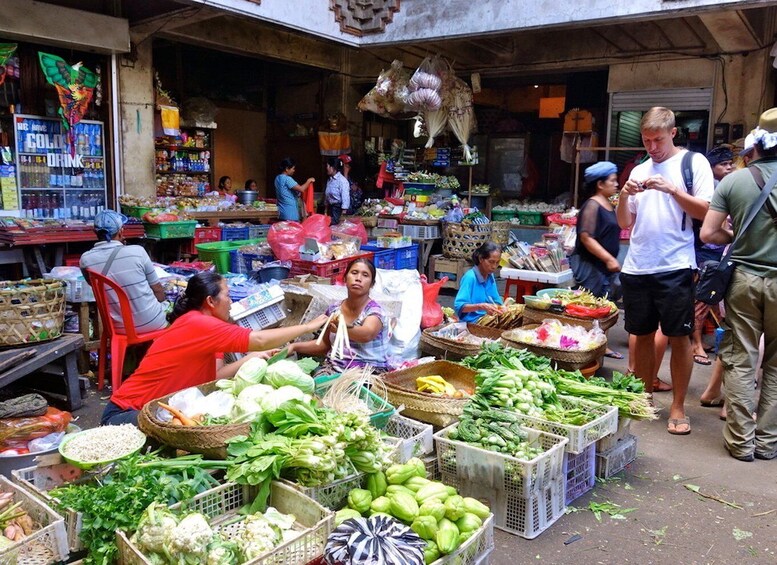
<box><xmin>701</xmin><ymin>107</ymin><xmax>777</xmax><ymax>462</ymax></box>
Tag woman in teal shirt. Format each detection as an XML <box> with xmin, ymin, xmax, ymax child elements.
<box><xmin>275</xmin><ymin>158</ymin><xmax>315</xmax><ymax>221</ymax></box>
<box><xmin>454</xmin><ymin>241</ymin><xmax>505</xmax><ymax>323</ymax></box>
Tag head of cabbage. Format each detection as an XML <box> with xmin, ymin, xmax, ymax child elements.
<box><xmin>217</xmin><ymin>357</ymin><xmax>268</xmax><ymax>396</ymax></box>
<box><xmin>264</xmin><ymin>360</ymin><xmax>315</xmax><ymax>394</ymax></box>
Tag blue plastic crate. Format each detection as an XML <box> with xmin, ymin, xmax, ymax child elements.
<box><xmin>395</xmin><ymin>243</ymin><xmax>419</xmax><ymax>270</ymax></box>
<box><xmin>221</xmin><ymin>225</ymin><xmax>251</xmax><ymax>241</ymax></box>
<box><xmin>248</xmin><ymin>224</ymin><xmax>270</xmax><ymax>240</ymax></box>
<box><xmin>229</xmin><ymin>249</ymin><xmax>248</xmax><ymax>274</ymax></box>
<box><xmin>361</xmin><ymin>242</ymin><xmax>396</xmax><ymax>270</ymax></box>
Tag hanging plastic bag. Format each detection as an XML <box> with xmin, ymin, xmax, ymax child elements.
<box><xmin>302</xmin><ymin>214</ymin><xmax>332</xmax><ymax>243</ymax></box>
<box><xmin>331</xmin><ymin>219</ymin><xmax>368</xmax><ymax>245</ymax></box>
<box><xmin>268</xmin><ymin>221</ymin><xmax>305</xmax><ymax>261</ymax></box>
<box><xmin>0</xmin><ymin>407</ymin><xmax>72</xmax><ymax>447</ymax></box>
<box><xmin>406</xmin><ymin>56</ymin><xmax>444</xmax><ymax>112</ymax></box>
<box><xmin>358</xmin><ymin>60</ymin><xmax>411</xmax><ymax>117</ymax></box>
<box><xmin>420</xmin><ymin>274</ymin><xmax>447</xmax><ymax>329</ymax></box>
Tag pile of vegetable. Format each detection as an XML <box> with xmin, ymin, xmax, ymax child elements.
<box><xmin>131</xmin><ymin>501</ymin><xmax>297</xmax><ymax>564</ymax></box>
<box><xmin>0</xmin><ymin>491</ymin><xmax>35</xmax><ymax>549</ymax></box>
<box><xmin>537</xmin><ymin>288</ymin><xmax>617</xmax><ymax>318</ymax></box>
<box><xmin>503</xmin><ymin>319</ymin><xmax>606</xmax><ymax>351</ymax></box>
<box><xmin>415</xmin><ymin>375</ymin><xmax>471</xmax><ymax>399</ymax></box>
<box><xmin>335</xmin><ymin>460</ymin><xmax>490</xmax><ymax>563</ymax></box>
<box><xmin>50</xmin><ymin>453</ymin><xmax>223</xmax><ymax>565</ymax></box>
<box><xmin>447</xmin><ymin>407</ymin><xmax>545</xmax><ymax>460</ymax></box>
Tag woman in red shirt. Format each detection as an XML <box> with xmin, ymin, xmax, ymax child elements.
<box><xmin>102</xmin><ymin>272</ymin><xmax>327</xmax><ymax>425</ymax></box>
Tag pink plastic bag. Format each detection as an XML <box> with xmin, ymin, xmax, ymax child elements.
<box><xmin>420</xmin><ymin>274</ymin><xmax>447</xmax><ymax>329</ymax></box>
<box><xmin>268</xmin><ymin>221</ymin><xmax>304</xmax><ymax>261</ymax></box>
<box><xmin>302</xmin><ymin>214</ymin><xmax>332</xmax><ymax>243</ymax></box>
<box><xmin>331</xmin><ymin>219</ymin><xmax>368</xmax><ymax>245</ymax></box>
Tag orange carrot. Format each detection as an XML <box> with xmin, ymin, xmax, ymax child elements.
<box><xmin>158</xmin><ymin>403</ymin><xmax>197</xmax><ymax>426</ymax></box>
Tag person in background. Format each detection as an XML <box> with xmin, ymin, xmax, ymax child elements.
<box><xmin>617</xmin><ymin>106</ymin><xmax>714</xmax><ymax>436</ymax></box>
<box><xmin>217</xmin><ymin>176</ymin><xmax>237</xmax><ymax>202</ymax></box>
<box><xmin>244</xmin><ymin>179</ymin><xmax>258</xmax><ymax>191</ymax></box>
<box><xmin>81</xmin><ymin>210</ymin><xmax>168</xmax><ymax>334</ymax></box>
<box><xmin>454</xmin><ymin>241</ymin><xmax>504</xmax><ymax>323</ymax></box>
<box><xmin>275</xmin><ymin>158</ymin><xmax>315</xmax><ymax>222</ymax></box>
<box><xmin>570</xmin><ymin>161</ymin><xmax>623</xmax><ymax>359</ymax></box>
<box><xmin>339</xmin><ymin>154</ymin><xmax>364</xmax><ymax>215</ymax></box>
<box><xmin>290</xmin><ymin>258</ymin><xmax>390</xmax><ymax>375</ymax></box>
<box><xmin>691</xmin><ymin>146</ymin><xmax>733</xmax><ymax>367</ymax></box>
<box><xmin>101</xmin><ymin>272</ymin><xmax>328</xmax><ymax>426</ymax></box>
<box><xmin>324</xmin><ymin>156</ymin><xmax>350</xmax><ymax>225</ymax></box>
<box><xmin>701</xmin><ymin>108</ymin><xmax>777</xmax><ymax>461</ymax></box>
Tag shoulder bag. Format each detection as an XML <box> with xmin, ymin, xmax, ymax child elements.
<box><xmin>695</xmin><ymin>167</ymin><xmax>777</xmax><ymax>304</ymax></box>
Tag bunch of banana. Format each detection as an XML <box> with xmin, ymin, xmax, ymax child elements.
<box><xmin>416</xmin><ymin>375</ymin><xmax>456</xmax><ymax>396</ymax></box>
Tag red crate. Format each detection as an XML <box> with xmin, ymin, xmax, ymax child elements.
<box><xmin>63</xmin><ymin>254</ymin><xmax>81</xmax><ymax>267</ymax></box>
<box><xmin>290</xmin><ymin>252</ymin><xmax>374</xmax><ymax>283</ymax></box>
<box><xmin>184</xmin><ymin>227</ymin><xmax>222</xmax><ymax>255</ymax></box>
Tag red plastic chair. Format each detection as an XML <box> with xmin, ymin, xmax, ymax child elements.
<box><xmin>86</xmin><ymin>269</ymin><xmax>168</xmax><ymax>391</ymax></box>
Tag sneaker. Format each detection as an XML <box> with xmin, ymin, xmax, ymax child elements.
<box><xmin>754</xmin><ymin>451</ymin><xmax>777</xmax><ymax>460</ymax></box>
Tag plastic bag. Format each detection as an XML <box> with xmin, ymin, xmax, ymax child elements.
<box><xmin>268</xmin><ymin>221</ymin><xmax>305</xmax><ymax>261</ymax></box>
<box><xmin>28</xmin><ymin>431</ymin><xmax>66</xmax><ymax>453</ymax></box>
<box><xmin>302</xmin><ymin>214</ymin><xmax>332</xmax><ymax>243</ymax></box>
<box><xmin>358</xmin><ymin>60</ymin><xmax>411</xmax><ymax>117</ymax></box>
<box><xmin>0</xmin><ymin>407</ymin><xmax>72</xmax><ymax>447</ymax></box>
<box><xmin>331</xmin><ymin>219</ymin><xmax>368</xmax><ymax>245</ymax></box>
<box><xmin>420</xmin><ymin>274</ymin><xmax>446</xmax><ymax>329</ymax></box>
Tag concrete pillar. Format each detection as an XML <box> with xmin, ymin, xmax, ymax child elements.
<box><xmin>117</xmin><ymin>36</ymin><xmax>155</xmax><ymax>199</ymax></box>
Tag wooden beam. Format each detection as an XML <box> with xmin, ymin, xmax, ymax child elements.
<box><xmin>698</xmin><ymin>11</ymin><xmax>761</xmax><ymax>52</ymax></box>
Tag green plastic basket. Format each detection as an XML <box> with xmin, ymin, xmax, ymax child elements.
<box><xmin>121</xmin><ymin>205</ymin><xmax>156</xmax><ymax>219</ymax></box>
<box><xmin>195</xmin><ymin>238</ymin><xmax>262</xmax><ymax>273</ymax></box>
<box><xmin>143</xmin><ymin>220</ymin><xmax>197</xmax><ymax>239</ymax></box>
<box><xmin>491</xmin><ymin>209</ymin><xmax>518</xmax><ymax>221</ymax></box>
<box><xmin>314</xmin><ymin>373</ymin><xmax>396</xmax><ymax>429</ymax></box>
<box><xmin>516</xmin><ymin>210</ymin><xmax>544</xmax><ymax>225</ymax></box>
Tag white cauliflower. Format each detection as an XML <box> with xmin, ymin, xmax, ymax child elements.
<box><xmin>206</xmin><ymin>538</ymin><xmax>242</xmax><ymax>565</ymax></box>
<box><xmin>131</xmin><ymin>503</ymin><xmax>179</xmax><ymax>554</ymax></box>
<box><xmin>238</xmin><ymin>514</ymin><xmax>281</xmax><ymax>560</ymax></box>
<box><xmin>163</xmin><ymin>512</ymin><xmax>213</xmax><ymax>563</ymax></box>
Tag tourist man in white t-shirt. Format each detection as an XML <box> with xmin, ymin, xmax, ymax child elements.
<box><xmin>616</xmin><ymin>107</ymin><xmax>714</xmax><ymax>436</ymax></box>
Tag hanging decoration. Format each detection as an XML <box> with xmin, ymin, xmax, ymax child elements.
<box><xmin>0</xmin><ymin>44</ymin><xmax>18</xmax><ymax>86</ymax></box>
<box><xmin>37</xmin><ymin>52</ymin><xmax>98</xmax><ymax>155</ymax></box>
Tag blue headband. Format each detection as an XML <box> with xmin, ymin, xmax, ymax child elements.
<box><xmin>584</xmin><ymin>161</ymin><xmax>617</xmax><ymax>184</ymax></box>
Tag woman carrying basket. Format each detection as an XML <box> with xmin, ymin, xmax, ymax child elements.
<box><xmin>101</xmin><ymin>272</ymin><xmax>327</xmax><ymax>426</ymax></box>
<box><xmin>454</xmin><ymin>242</ymin><xmax>505</xmax><ymax>323</ymax></box>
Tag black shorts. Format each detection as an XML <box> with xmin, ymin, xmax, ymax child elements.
<box><xmin>621</xmin><ymin>269</ymin><xmax>695</xmax><ymax>337</ymax></box>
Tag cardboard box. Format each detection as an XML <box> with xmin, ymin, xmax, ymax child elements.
<box><xmin>430</xmin><ymin>255</ymin><xmax>469</xmax><ymax>290</ymax></box>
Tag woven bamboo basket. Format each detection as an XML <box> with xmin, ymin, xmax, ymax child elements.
<box><xmin>501</xmin><ymin>325</ymin><xmax>607</xmax><ymax>370</ymax></box>
<box><xmin>522</xmin><ymin>307</ymin><xmax>620</xmax><ymax>332</ymax></box>
<box><xmin>401</xmin><ymin>218</ymin><xmax>442</xmax><ymax>226</ymax></box>
<box><xmin>345</xmin><ymin>215</ymin><xmax>377</xmax><ymax>229</ymax></box>
<box><xmin>489</xmin><ymin>221</ymin><xmax>512</xmax><ymax>247</ymax></box>
<box><xmin>378</xmin><ymin>361</ymin><xmax>478</xmax><ymax>427</ymax></box>
<box><xmin>442</xmin><ymin>222</ymin><xmax>493</xmax><ymax>259</ymax></box>
<box><xmin>420</xmin><ymin>324</ymin><xmax>504</xmax><ymax>361</ymax></box>
<box><xmin>138</xmin><ymin>381</ymin><xmax>248</xmax><ymax>459</ymax></box>
<box><xmin>0</xmin><ymin>279</ymin><xmax>65</xmax><ymax>347</ymax></box>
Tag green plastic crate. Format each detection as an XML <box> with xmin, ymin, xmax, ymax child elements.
<box><xmin>143</xmin><ymin>220</ymin><xmax>197</xmax><ymax>239</ymax></box>
<box><xmin>195</xmin><ymin>238</ymin><xmax>261</xmax><ymax>273</ymax></box>
<box><xmin>491</xmin><ymin>209</ymin><xmax>518</xmax><ymax>221</ymax></box>
<box><xmin>314</xmin><ymin>373</ymin><xmax>395</xmax><ymax>429</ymax></box>
<box><xmin>121</xmin><ymin>205</ymin><xmax>156</xmax><ymax>219</ymax></box>
<box><xmin>516</xmin><ymin>210</ymin><xmax>544</xmax><ymax>225</ymax></box>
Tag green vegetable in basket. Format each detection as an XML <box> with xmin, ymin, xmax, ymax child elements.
<box><xmin>435</xmin><ymin>518</ymin><xmax>460</xmax><ymax>555</ymax></box>
<box><xmin>455</xmin><ymin>513</ymin><xmax>483</xmax><ymax>534</ymax></box>
<box><xmin>418</xmin><ymin>500</ymin><xmax>446</xmax><ymax>522</ymax></box>
<box><xmin>386</xmin><ymin>485</ymin><xmax>416</xmax><ymax>498</ymax></box>
<box><xmin>424</xmin><ymin>540</ymin><xmax>441</xmax><ymax>564</ymax></box>
<box><xmin>366</xmin><ymin>471</ymin><xmax>387</xmax><ymax>498</ymax></box>
<box><xmin>370</xmin><ymin>496</ymin><xmax>391</xmax><ymax>515</ymax></box>
<box><xmin>206</xmin><ymin>538</ymin><xmax>242</xmax><ymax>565</ymax></box>
<box><xmin>347</xmin><ymin>449</ymin><xmax>383</xmax><ymax>474</ymax></box>
<box><xmin>406</xmin><ymin>457</ymin><xmax>427</xmax><ymax>478</ymax></box>
<box><xmin>461</xmin><ymin>497</ymin><xmax>490</xmax><ymax>520</ymax></box>
<box><xmin>443</xmin><ymin>495</ymin><xmax>466</xmax><ymax>521</ymax></box>
<box><xmin>264</xmin><ymin>360</ymin><xmax>315</xmax><ymax>394</ymax></box>
<box><xmin>386</xmin><ymin>463</ymin><xmax>418</xmax><ymax>485</ymax></box>
<box><xmin>389</xmin><ymin>492</ymin><xmax>419</xmax><ymax>522</ymax></box>
<box><xmin>411</xmin><ymin>515</ymin><xmax>439</xmax><ymax>540</ymax></box>
<box><xmin>415</xmin><ymin>482</ymin><xmax>450</xmax><ymax>505</ymax></box>
<box><xmin>404</xmin><ymin>476</ymin><xmax>431</xmax><ymax>493</ymax></box>
<box><xmin>335</xmin><ymin>508</ymin><xmax>363</xmax><ymax>526</ymax></box>
<box><xmin>347</xmin><ymin>489</ymin><xmax>373</xmax><ymax>514</ymax></box>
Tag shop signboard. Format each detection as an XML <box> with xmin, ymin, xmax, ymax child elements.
<box><xmin>13</xmin><ymin>114</ymin><xmax>107</xmax><ymax>220</ymax></box>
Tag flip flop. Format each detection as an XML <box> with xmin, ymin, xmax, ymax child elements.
<box><xmin>653</xmin><ymin>379</ymin><xmax>673</xmax><ymax>392</ymax></box>
<box><xmin>700</xmin><ymin>396</ymin><xmax>724</xmax><ymax>407</ymax></box>
<box><xmin>667</xmin><ymin>417</ymin><xmax>691</xmax><ymax>435</ymax></box>
<box><xmin>693</xmin><ymin>354</ymin><xmax>712</xmax><ymax>366</ymax></box>
<box><xmin>604</xmin><ymin>350</ymin><xmax>624</xmax><ymax>359</ymax></box>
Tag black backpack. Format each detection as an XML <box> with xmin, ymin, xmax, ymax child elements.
<box><xmin>680</xmin><ymin>151</ymin><xmax>704</xmax><ymax>248</ymax></box>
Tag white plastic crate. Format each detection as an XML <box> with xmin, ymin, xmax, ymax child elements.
<box><xmin>434</xmin><ymin>424</ymin><xmax>568</xmax><ymax>498</ymax></box>
<box><xmin>0</xmin><ymin>474</ymin><xmax>69</xmax><ymax>564</ymax></box>
<box><xmin>563</xmin><ymin>444</ymin><xmax>595</xmax><ymax>505</ymax></box>
<box><xmin>116</xmin><ymin>481</ymin><xmax>333</xmax><ymax>565</ymax></box>
<box><xmin>279</xmin><ymin>470</ymin><xmax>364</xmax><ymax>511</ymax></box>
<box><xmin>234</xmin><ymin>302</ymin><xmax>287</xmax><ymax>330</ymax></box>
<box><xmin>422</xmin><ymin>452</ymin><xmax>440</xmax><ymax>481</ymax></box>
<box><xmin>12</xmin><ymin>462</ymin><xmax>88</xmax><ymax>553</ymax></box>
<box><xmin>595</xmin><ymin>434</ymin><xmax>638</xmax><ymax>479</ymax></box>
<box><xmin>510</xmin><ymin>396</ymin><xmax>618</xmax><ymax>454</ymax></box>
<box><xmin>596</xmin><ymin>417</ymin><xmax>632</xmax><ymax>452</ymax></box>
<box><xmin>430</xmin><ymin>514</ymin><xmax>494</xmax><ymax>565</ymax></box>
<box><xmin>383</xmin><ymin>414</ymin><xmax>434</xmax><ymax>463</ymax></box>
<box><xmin>401</xmin><ymin>224</ymin><xmax>441</xmax><ymax>240</ymax></box>
<box><xmin>230</xmin><ymin>284</ymin><xmax>285</xmax><ymax>318</ymax></box>
<box><xmin>499</xmin><ymin>268</ymin><xmax>574</xmax><ymax>285</ymax></box>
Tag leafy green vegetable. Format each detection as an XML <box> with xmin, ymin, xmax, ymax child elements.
<box><xmin>263</xmin><ymin>360</ymin><xmax>315</xmax><ymax>394</ymax></box>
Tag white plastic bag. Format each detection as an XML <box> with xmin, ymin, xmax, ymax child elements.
<box><xmin>373</xmin><ymin>269</ymin><xmax>423</xmax><ymax>363</ymax></box>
